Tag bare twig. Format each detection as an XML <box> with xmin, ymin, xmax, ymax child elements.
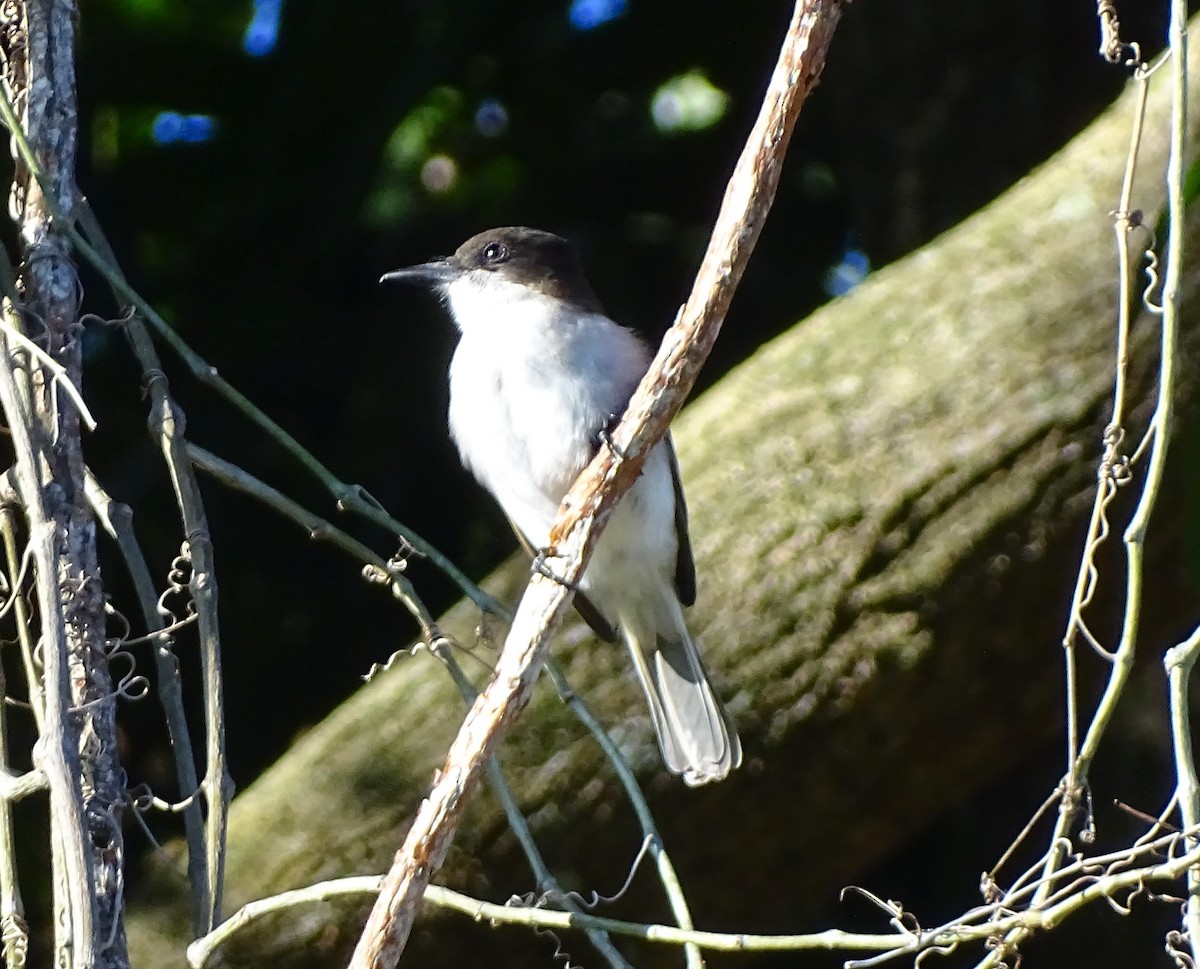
<box><xmin>0</xmin><ymin>497</ymin><xmax>41</xmax><ymax>729</ymax></box>
<box><xmin>1160</xmin><ymin>2</ymin><xmax>1194</xmax><ymax>958</ymax></box>
<box><xmin>190</xmin><ymin>876</ymin><xmax>906</xmax><ymax>967</ymax></box>
<box><xmin>187</xmin><ymin>442</ymin><xmax>634</xmax><ymax>969</ymax></box>
<box><xmin>186</xmin><ymin>444</ymin><xmax>439</xmax><ymax>638</ymax></box>
<box><xmin>1060</xmin><ymin>54</ymin><xmax>1152</xmax><ymax>798</ymax></box>
<box><xmin>0</xmin><ymin>766</ymin><xmax>46</xmax><ymax>801</ymax></box>
<box><xmin>0</xmin><ymin>0</ymin><xmax>129</xmax><ymax>961</ymax></box>
<box><xmin>85</xmin><ymin>470</ymin><xmax>210</xmax><ymax>936</ymax></box>
<box><xmin>83</xmin><ymin>234</ymin><xmax>232</xmax><ymax>937</ymax></box>
<box><xmin>192</xmin><ymin>832</ymin><xmax>1200</xmax><ymax>968</ymax></box>
<box><xmin>190</xmin><ymin>429</ymin><xmax>705</xmax><ymax>954</ymax></box>
<box><xmin>1164</xmin><ymin>626</ymin><xmax>1200</xmax><ymax>961</ymax></box>
<box><xmin>0</xmin><ymin>332</ymin><xmax>95</xmax><ymax>963</ymax></box>
<box><xmin>0</xmin><ymin>63</ymin><xmax>234</xmax><ymax>931</ymax></box>
<box><xmin>349</xmin><ymin>2</ymin><xmax>846</xmax><ymax>966</ymax></box>
<box><xmin>983</xmin><ymin>9</ymin><xmax>1190</xmax><ymax>968</ymax></box>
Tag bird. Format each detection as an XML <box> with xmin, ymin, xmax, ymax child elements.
<box><xmin>381</xmin><ymin>226</ymin><xmax>741</xmax><ymax>785</ymax></box>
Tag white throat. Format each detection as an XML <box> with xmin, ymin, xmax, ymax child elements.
<box><xmin>443</xmin><ymin>272</ymin><xmax>568</xmax><ymax>337</ymax></box>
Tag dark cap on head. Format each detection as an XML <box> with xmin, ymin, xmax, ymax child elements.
<box><xmin>382</xmin><ymin>226</ymin><xmax>604</xmax><ymax>314</ymax></box>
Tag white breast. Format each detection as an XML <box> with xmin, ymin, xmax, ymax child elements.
<box><xmin>444</xmin><ymin>274</ymin><xmax>649</xmax><ymax>548</ymax></box>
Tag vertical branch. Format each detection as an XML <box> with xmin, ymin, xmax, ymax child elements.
<box><xmin>1059</xmin><ymin>67</ymin><xmax>1151</xmax><ymax>776</ymax></box>
<box><xmin>0</xmin><ymin>496</ymin><xmax>41</xmax><ymax>729</ymax></box>
<box><xmin>0</xmin><ymin>68</ymin><xmax>234</xmax><ymax>933</ymax></box>
<box><xmin>1068</xmin><ymin>0</ymin><xmax>1186</xmax><ymax>861</ymax></box>
<box><xmin>0</xmin><ymin>0</ymin><xmax>129</xmax><ymax>964</ymax></box>
<box><xmin>986</xmin><ymin>8</ymin><xmax>1190</xmax><ymax>968</ymax></box>
<box><xmin>85</xmin><ymin>472</ymin><xmax>211</xmax><ymax>936</ymax></box>
<box><xmin>1166</xmin><ymin>625</ymin><xmax>1200</xmax><ymax>962</ymax></box>
<box><xmin>76</xmin><ymin>209</ymin><xmax>231</xmax><ymax>931</ymax></box>
<box><xmin>129</xmin><ymin>325</ymin><xmax>231</xmax><ymax>933</ymax></box>
<box><xmin>0</xmin><ymin>480</ymin><xmax>36</xmax><ymax>969</ymax></box>
<box><xmin>1161</xmin><ymin>0</ymin><xmax>1194</xmax><ymax>955</ymax></box>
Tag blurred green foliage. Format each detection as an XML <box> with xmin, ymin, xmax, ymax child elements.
<box><xmin>650</xmin><ymin>69</ymin><xmax>729</xmax><ymax>133</ymax></box>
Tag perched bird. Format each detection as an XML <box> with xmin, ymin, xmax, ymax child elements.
<box><xmin>382</xmin><ymin>226</ymin><xmax>741</xmax><ymax>785</ymax></box>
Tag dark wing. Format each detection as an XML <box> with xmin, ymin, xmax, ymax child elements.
<box><xmin>665</xmin><ymin>434</ymin><xmax>696</xmax><ymax>607</ymax></box>
<box><xmin>504</xmin><ymin>514</ymin><xmax>619</xmax><ymax>643</ymax></box>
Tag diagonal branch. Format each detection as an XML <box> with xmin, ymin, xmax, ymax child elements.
<box><xmin>348</xmin><ymin>2</ymin><xmax>847</xmax><ymax>966</ymax></box>
<box><xmin>184</xmin><ymin>441</ymin><xmax>687</xmax><ymax>968</ymax></box>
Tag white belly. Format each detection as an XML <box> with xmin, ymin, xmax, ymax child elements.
<box><xmin>444</xmin><ymin>279</ymin><xmax>679</xmax><ymax>625</ymax></box>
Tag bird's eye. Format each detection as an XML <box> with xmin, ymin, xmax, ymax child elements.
<box><xmin>482</xmin><ymin>241</ymin><xmax>509</xmax><ymax>264</ymax></box>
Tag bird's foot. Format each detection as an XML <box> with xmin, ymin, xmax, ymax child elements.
<box><xmin>595</xmin><ymin>413</ymin><xmax>627</xmax><ymax>460</ymax></box>
<box><xmin>531</xmin><ymin>546</ymin><xmax>579</xmax><ymax>592</ymax></box>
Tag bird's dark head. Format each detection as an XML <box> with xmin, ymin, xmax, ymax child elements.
<box><xmin>380</xmin><ymin>226</ymin><xmax>604</xmax><ymax>317</ymax></box>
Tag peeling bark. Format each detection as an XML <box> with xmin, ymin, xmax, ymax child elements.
<box><xmin>0</xmin><ymin>1</ymin><xmax>129</xmax><ymax>965</ymax></box>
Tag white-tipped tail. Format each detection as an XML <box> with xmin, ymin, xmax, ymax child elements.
<box><xmin>623</xmin><ymin>602</ymin><xmax>741</xmax><ymax>786</ymax></box>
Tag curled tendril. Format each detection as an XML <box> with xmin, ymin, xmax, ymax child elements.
<box><xmin>840</xmin><ymin>885</ymin><xmax>922</xmax><ymax>937</ymax></box>
<box><xmin>506</xmin><ymin>836</ymin><xmax>656</xmax><ymax>916</ymax></box>
<box><xmin>914</xmin><ymin>941</ymin><xmax>960</xmax><ymax>968</ymax></box>
<box><xmin>79</xmin><ymin>303</ymin><xmax>137</xmax><ymax>333</ymax></box>
<box><xmin>361</xmin><ymin>638</ymin><xmax>440</xmax><ymax>682</ymax></box>
<box><xmin>69</xmin><ymin>600</ymin><xmax>153</xmax><ymax>711</ymax></box>
<box><xmin>530</xmin><ymin>927</ymin><xmax>583</xmax><ymax>969</ymax></box>
<box><xmin>1142</xmin><ymin>245</ymin><xmax>1164</xmax><ymax>314</ymax></box>
<box><xmin>362</xmin><ymin>633</ymin><xmax>494</xmax><ymax>683</ymax></box>
<box><xmin>71</xmin><ymin>645</ymin><xmax>149</xmax><ymax>712</ymax></box>
<box><xmin>130</xmin><ymin>781</ymin><xmax>200</xmax><ymax>816</ymax></box>
<box><xmin>387</xmin><ymin>535</ymin><xmax>423</xmax><ymax>575</ymax></box>
<box><xmin>103</xmin><ymin>600</ymin><xmax>131</xmax><ymax>655</ymax></box>
<box><xmin>362</xmin><ymin>647</ymin><xmax>412</xmax><ymax>682</ymax></box>
<box><xmin>126</xmin><ymin>782</ymin><xmax>156</xmax><ymax>813</ymax></box>
<box><xmin>1096</xmin><ymin>0</ymin><xmax>1142</xmax><ymax>67</ymax></box>
<box><xmin>109</xmin><ymin>648</ymin><xmax>150</xmax><ymax>702</ymax></box>
<box><xmin>156</xmin><ymin>545</ymin><xmax>194</xmax><ymax>625</ymax></box>
<box><xmin>0</xmin><ymin>911</ymin><xmax>28</xmax><ymax>969</ymax></box>
<box><xmin>1165</xmin><ymin>929</ymin><xmax>1196</xmax><ymax>969</ymax></box>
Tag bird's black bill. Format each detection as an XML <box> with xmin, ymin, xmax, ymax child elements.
<box><xmin>379</xmin><ymin>259</ymin><xmax>458</xmax><ymax>287</ymax></box>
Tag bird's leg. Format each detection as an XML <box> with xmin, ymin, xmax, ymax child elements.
<box><xmin>594</xmin><ymin>412</ymin><xmax>627</xmax><ymax>461</ymax></box>
<box><xmin>530</xmin><ymin>545</ymin><xmax>579</xmax><ymax>593</ymax></box>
